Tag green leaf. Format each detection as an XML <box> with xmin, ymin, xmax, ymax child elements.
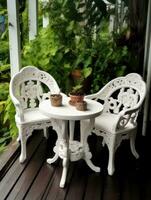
<box><xmin>0</xmin><ymin>143</ymin><xmax>6</xmax><ymax>153</ymax></box>
<box><xmin>50</xmin><ymin>46</ymin><xmax>58</xmax><ymax>56</ymax></box>
<box><xmin>82</xmin><ymin>67</ymin><xmax>92</xmax><ymax>78</ymax></box>
<box><xmin>64</xmin><ymin>63</ymin><xmax>71</xmax><ymax>69</ymax></box>
<box><xmin>0</xmin><ymin>101</ymin><xmax>6</xmax><ymax>112</ymax></box>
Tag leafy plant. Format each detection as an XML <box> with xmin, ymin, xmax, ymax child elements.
<box><xmin>88</xmin><ymin>32</ymin><xmax>129</xmax><ymax>93</ymax></box>
<box><xmin>23</xmin><ymin>0</ymin><xmax>107</xmax><ymax>94</ymax></box>
<box><xmin>3</xmin><ymin>96</ymin><xmax>18</xmax><ymax>139</ymax></box>
<box><xmin>70</xmin><ymin>67</ymin><xmax>92</xmax><ymax>94</ymax></box>
<box><xmin>0</xmin><ymin>1</ymin><xmax>17</xmax><ymax>152</ymax></box>
<box><xmin>0</xmin><ymin>82</ymin><xmax>9</xmax><ymax>100</ymax></box>
<box><xmin>0</xmin><ymin>129</ymin><xmax>11</xmax><ymax>153</ymax></box>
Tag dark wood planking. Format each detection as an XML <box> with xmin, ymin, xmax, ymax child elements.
<box><xmin>142</xmin><ymin>177</ymin><xmax>151</xmax><ymax>200</ymax></box>
<box><xmin>6</xmin><ymin>138</ymin><xmax>47</xmax><ymax>200</ymax></box>
<box><xmin>41</xmin><ymin>162</ymin><xmax>63</xmax><ymax>200</ymax></box>
<box><xmin>120</xmin><ymin>172</ymin><xmax>141</xmax><ymax>200</ymax></box>
<box><xmin>0</xmin><ymin>121</ymin><xmax>151</xmax><ymax>200</ymax></box>
<box><xmin>140</xmin><ymin>159</ymin><xmax>151</xmax><ymax>199</ymax></box>
<box><xmin>102</xmin><ymin>174</ymin><xmax>121</xmax><ymax>200</ymax></box>
<box><xmin>100</xmin><ymin>144</ymin><xmax>133</xmax><ymax>200</ymax></box>
<box><xmin>84</xmin><ymin>173</ymin><xmax>104</xmax><ymax>200</ymax></box>
<box><xmin>0</xmin><ymin>132</ymin><xmax>43</xmax><ymax>200</ymax></box>
<box><xmin>118</xmin><ymin>137</ymin><xmax>147</xmax><ymax>200</ymax></box>
<box><xmin>65</xmin><ymin>160</ymin><xmax>88</xmax><ymax>200</ymax></box>
<box><xmin>24</xmin><ymin>162</ymin><xmax>56</xmax><ymax>200</ymax></box>
<box><xmin>44</xmin><ymin>162</ymin><xmax>75</xmax><ymax>200</ymax></box>
<box><xmin>0</xmin><ymin>140</ymin><xmax>19</xmax><ymax>179</ymax></box>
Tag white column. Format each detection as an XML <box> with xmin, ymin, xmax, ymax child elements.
<box><xmin>109</xmin><ymin>15</ymin><xmax>114</xmax><ymax>33</ymax></box>
<box><xmin>7</xmin><ymin>0</ymin><xmax>21</xmax><ymax>77</ymax></box>
<box><xmin>42</xmin><ymin>0</ymin><xmax>49</xmax><ymax>28</ymax></box>
<box><xmin>142</xmin><ymin>0</ymin><xmax>151</xmax><ymax>136</ymax></box>
<box><xmin>28</xmin><ymin>0</ymin><xmax>38</xmax><ymax>40</ymax></box>
<box><xmin>143</xmin><ymin>0</ymin><xmax>151</xmax><ymax>78</ymax></box>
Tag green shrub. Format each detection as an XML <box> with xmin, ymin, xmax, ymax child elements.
<box><xmin>0</xmin><ymin>82</ymin><xmax>9</xmax><ymax>100</ymax></box>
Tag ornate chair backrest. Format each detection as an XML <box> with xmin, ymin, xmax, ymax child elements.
<box><xmin>94</xmin><ymin>73</ymin><xmax>146</xmax><ymax>115</ymax></box>
<box><xmin>10</xmin><ymin>66</ymin><xmax>60</xmax><ymax>110</ymax></box>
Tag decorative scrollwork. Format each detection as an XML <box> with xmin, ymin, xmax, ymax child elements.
<box><xmin>20</xmin><ymin>81</ymin><xmax>43</xmax><ymax>109</ymax></box>
<box><xmin>118</xmin><ymin>88</ymin><xmax>139</xmax><ymax>109</ymax></box>
<box><xmin>22</xmin><ymin>121</ymin><xmax>51</xmax><ymax>139</ymax></box>
<box><xmin>11</xmin><ymin>66</ymin><xmax>60</xmax><ymax>111</ymax></box>
<box><xmin>104</xmin><ymin>87</ymin><xmax>140</xmax><ymax>115</ymax></box>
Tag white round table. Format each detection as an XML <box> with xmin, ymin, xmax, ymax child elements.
<box><xmin>39</xmin><ymin>96</ymin><xmax>103</xmax><ymax>188</ymax></box>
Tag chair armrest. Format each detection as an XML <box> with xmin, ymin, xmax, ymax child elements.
<box><xmin>85</xmin><ymin>92</ymin><xmax>99</xmax><ymax>100</ymax></box>
<box><xmin>60</xmin><ymin>92</ymin><xmax>68</xmax><ymax>98</ymax></box>
<box><xmin>11</xmin><ymin>96</ymin><xmax>24</xmax><ymax>122</ymax></box>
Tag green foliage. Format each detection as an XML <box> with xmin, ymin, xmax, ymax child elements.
<box><xmin>0</xmin><ymin>94</ymin><xmax>17</xmax><ymax>153</ymax></box>
<box><xmin>0</xmin><ymin>64</ymin><xmax>10</xmax><ymax>82</ymax></box>
<box><xmin>0</xmin><ymin>1</ymin><xmax>16</xmax><ymax>152</ymax></box>
<box><xmin>90</xmin><ymin>34</ymin><xmax>129</xmax><ymax>93</ymax></box>
<box><xmin>71</xmin><ymin>67</ymin><xmax>92</xmax><ymax>94</ymax></box>
<box><xmin>3</xmin><ymin>96</ymin><xmax>17</xmax><ymax>139</ymax></box>
<box><xmin>0</xmin><ymin>129</ymin><xmax>11</xmax><ymax>153</ymax></box>
<box><xmin>0</xmin><ymin>82</ymin><xmax>9</xmax><ymax>100</ymax></box>
<box><xmin>0</xmin><ymin>0</ymin><xmax>7</xmax><ymax>8</ymax></box>
<box><xmin>0</xmin><ymin>40</ymin><xmax>9</xmax><ymax>59</ymax></box>
<box><xmin>23</xmin><ymin>0</ymin><xmax>107</xmax><ymax>93</ymax></box>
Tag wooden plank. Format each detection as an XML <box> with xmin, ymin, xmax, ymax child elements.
<box><xmin>65</xmin><ymin>161</ymin><xmax>88</xmax><ymax>200</ymax></box>
<box><xmin>0</xmin><ymin>140</ymin><xmax>19</xmax><ymax>179</ymax></box>
<box><xmin>0</xmin><ymin>132</ymin><xmax>43</xmax><ymax>200</ymax></box>
<box><xmin>84</xmin><ymin>173</ymin><xmax>104</xmax><ymax>200</ymax></box>
<box><xmin>24</xmin><ymin>162</ymin><xmax>56</xmax><ymax>200</ymax></box>
<box><xmin>120</xmin><ymin>172</ymin><xmax>140</xmax><ymax>200</ymax></box>
<box><xmin>117</xmin><ymin>145</ymin><xmax>142</xmax><ymax>200</ymax></box>
<box><xmin>44</xmin><ymin>163</ymin><xmax>75</xmax><ymax>200</ymax></box>
<box><xmin>142</xmin><ymin>178</ymin><xmax>151</xmax><ymax>200</ymax></box>
<box><xmin>102</xmin><ymin>175</ymin><xmax>121</xmax><ymax>200</ymax></box>
<box><xmin>6</xmin><ymin>138</ymin><xmax>47</xmax><ymax>200</ymax></box>
<box><xmin>0</xmin><ymin>127</ymin><xmax>150</xmax><ymax>200</ymax></box>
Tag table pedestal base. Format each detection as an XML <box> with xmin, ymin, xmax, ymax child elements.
<box><xmin>47</xmin><ymin>119</ymin><xmax>100</xmax><ymax>188</ymax></box>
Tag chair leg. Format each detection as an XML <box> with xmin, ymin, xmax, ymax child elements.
<box><xmin>44</xmin><ymin>127</ymin><xmax>48</xmax><ymax>139</ymax></box>
<box><xmin>130</xmin><ymin>130</ymin><xmax>139</xmax><ymax>159</ymax></box>
<box><xmin>17</xmin><ymin>124</ymin><xmax>27</xmax><ymax>163</ymax></box>
<box><xmin>107</xmin><ymin>146</ymin><xmax>115</xmax><ymax>175</ymax></box>
<box><xmin>106</xmin><ymin>135</ymin><xmax>118</xmax><ymax>176</ymax></box>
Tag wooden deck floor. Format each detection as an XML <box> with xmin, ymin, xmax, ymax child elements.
<box><xmin>0</xmin><ymin>123</ymin><xmax>151</xmax><ymax>200</ymax></box>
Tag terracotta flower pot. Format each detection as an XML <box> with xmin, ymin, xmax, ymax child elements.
<box><xmin>50</xmin><ymin>94</ymin><xmax>62</xmax><ymax>107</ymax></box>
<box><xmin>69</xmin><ymin>93</ymin><xmax>84</xmax><ymax>106</ymax></box>
<box><xmin>76</xmin><ymin>101</ymin><xmax>87</xmax><ymax>111</ymax></box>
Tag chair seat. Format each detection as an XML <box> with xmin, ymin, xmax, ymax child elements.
<box><xmin>83</xmin><ymin>113</ymin><xmax>135</xmax><ymax>134</ymax></box>
<box><xmin>16</xmin><ymin>108</ymin><xmax>50</xmax><ymax>124</ymax></box>
<box><xmin>96</xmin><ymin>113</ymin><xmax>136</xmax><ymax>133</ymax></box>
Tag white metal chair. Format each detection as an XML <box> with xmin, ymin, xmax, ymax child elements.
<box><xmin>9</xmin><ymin>66</ymin><xmax>61</xmax><ymax>163</ymax></box>
<box><xmin>85</xmin><ymin>73</ymin><xmax>146</xmax><ymax>175</ymax></box>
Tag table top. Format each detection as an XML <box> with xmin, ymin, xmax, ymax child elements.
<box><xmin>39</xmin><ymin>97</ymin><xmax>103</xmax><ymax>120</ymax></box>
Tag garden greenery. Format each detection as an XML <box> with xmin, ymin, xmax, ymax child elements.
<box><xmin>1</xmin><ymin>0</ymin><xmax>131</xmax><ymax>152</ymax></box>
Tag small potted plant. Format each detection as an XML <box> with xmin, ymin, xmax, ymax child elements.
<box><xmin>50</xmin><ymin>93</ymin><xmax>62</xmax><ymax>107</ymax></box>
<box><xmin>69</xmin><ymin>84</ymin><xmax>84</xmax><ymax>106</ymax></box>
